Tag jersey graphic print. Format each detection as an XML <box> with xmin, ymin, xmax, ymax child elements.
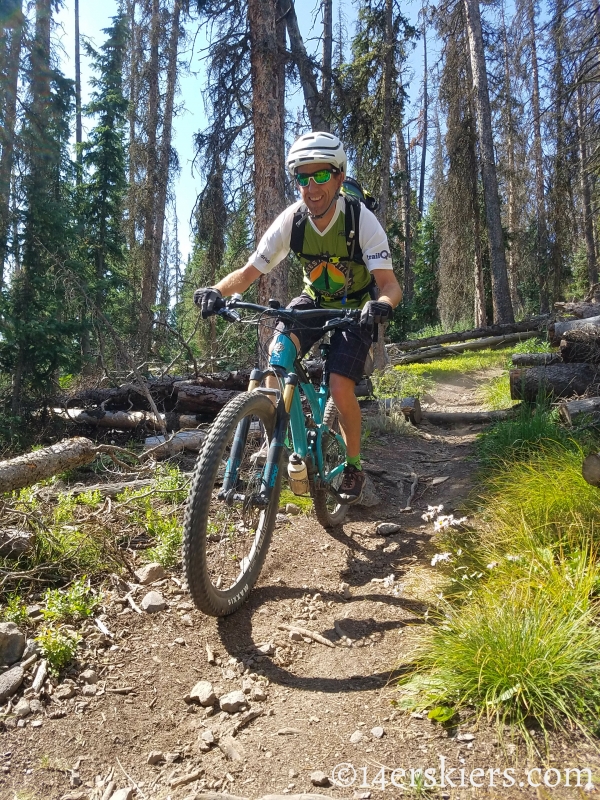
<box><xmin>306</xmin><ymin>257</ymin><xmax>353</xmax><ymax>299</ymax></box>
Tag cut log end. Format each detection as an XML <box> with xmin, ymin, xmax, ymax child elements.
<box><xmin>582</xmin><ymin>453</ymin><xmax>600</xmax><ymax>487</ymax></box>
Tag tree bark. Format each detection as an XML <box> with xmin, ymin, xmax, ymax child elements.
<box><xmin>560</xmin><ymin>329</ymin><xmax>600</xmax><ymax>364</ymax></box>
<box><xmin>74</xmin><ymin>0</ymin><xmax>82</xmax><ymax>179</ymax></box>
<box><xmin>418</xmin><ymin>8</ymin><xmax>428</xmax><ymax>220</ymax></box>
<box><xmin>393</xmin><ymin>316</ymin><xmax>549</xmax><ymax>350</ymax></box>
<box><xmin>138</xmin><ymin>0</ymin><xmax>161</xmax><ymax>359</ymax></box>
<box><xmin>391</xmin><ymin>331</ymin><xmax>540</xmax><ymax>365</ymax></box>
<box><xmin>0</xmin><ymin>0</ymin><xmax>23</xmax><ymax>286</ymax></box>
<box><xmin>510</xmin><ymin>364</ymin><xmax>599</xmax><ymax>402</ymax></box>
<box><xmin>550</xmin><ymin>316</ymin><xmax>600</xmax><ymax>343</ymax></box>
<box><xmin>463</xmin><ymin>0</ymin><xmax>514</xmax><ymax>323</ymax></box>
<box><xmin>248</xmin><ymin>0</ymin><xmax>288</xmax><ymax>359</ymax></box>
<box><xmin>0</xmin><ymin>438</ymin><xmax>98</xmax><ymax>494</ymax></box>
<box><xmin>512</xmin><ymin>353</ymin><xmax>561</xmax><ymax>367</ymax></box>
<box><xmin>321</xmin><ymin>0</ymin><xmax>332</xmax><ymax>122</ymax></box>
<box><xmin>283</xmin><ymin>1</ymin><xmax>327</xmax><ymax>130</ymax></box>
<box><xmin>576</xmin><ymin>82</ymin><xmax>598</xmax><ymax>287</ymax></box>
<box><xmin>553</xmin><ymin>301</ymin><xmax>600</xmax><ymax>319</ymax></box>
<box><xmin>560</xmin><ymin>396</ymin><xmax>600</xmax><ymax>426</ymax></box>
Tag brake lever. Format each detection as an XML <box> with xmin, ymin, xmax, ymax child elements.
<box><xmin>218</xmin><ymin>308</ymin><xmax>241</xmax><ymax>323</ymax></box>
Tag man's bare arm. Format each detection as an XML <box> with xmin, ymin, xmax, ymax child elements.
<box><xmin>213</xmin><ymin>264</ymin><xmax>262</xmax><ymax>297</ymax></box>
<box><xmin>372</xmin><ymin>268</ymin><xmax>403</xmax><ymax>308</ymax></box>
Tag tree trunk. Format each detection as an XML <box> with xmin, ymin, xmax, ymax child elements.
<box><xmin>391</xmin><ymin>331</ymin><xmax>540</xmax><ymax>365</ymax></box>
<box><xmin>463</xmin><ymin>0</ymin><xmax>514</xmax><ymax>323</ymax></box>
<box><xmin>394</xmin><ymin>316</ymin><xmax>549</xmax><ymax>350</ymax></box>
<box><xmin>0</xmin><ymin>438</ymin><xmax>98</xmax><ymax>494</ymax></box>
<box><xmin>248</xmin><ymin>0</ymin><xmax>288</xmax><ymax>359</ymax></box>
<box><xmin>0</xmin><ymin>1</ymin><xmax>22</xmax><ymax>287</ymax></box>
<box><xmin>74</xmin><ymin>0</ymin><xmax>82</xmax><ymax>179</ymax></box>
<box><xmin>138</xmin><ymin>0</ymin><xmax>161</xmax><ymax>359</ymax></box>
<box><xmin>576</xmin><ymin>83</ymin><xmax>598</xmax><ymax>287</ymax></box>
<box><xmin>418</xmin><ymin>8</ymin><xmax>428</xmax><ymax>220</ymax></box>
<box><xmin>395</xmin><ymin>131</ymin><xmax>413</xmax><ymax>302</ymax></box>
<box><xmin>126</xmin><ymin>0</ymin><xmax>138</xmax><ymax>257</ymax></box>
<box><xmin>510</xmin><ymin>364</ymin><xmax>599</xmax><ymax>402</ymax></box>
<box><xmin>283</xmin><ymin>1</ymin><xmax>327</xmax><ymax>130</ymax></box>
<box><xmin>550</xmin><ymin>316</ymin><xmax>600</xmax><ymax>343</ymax></box>
<box><xmin>151</xmin><ymin>0</ymin><xmax>182</xmax><ymax>341</ymax></box>
<box><xmin>501</xmin><ymin>1</ymin><xmax>521</xmax><ymax>314</ymax></box>
<box><xmin>553</xmin><ymin>301</ymin><xmax>600</xmax><ymax>319</ymax></box>
<box><xmin>560</xmin><ymin>329</ymin><xmax>600</xmax><ymax>364</ymax></box>
<box><xmin>525</xmin><ymin>0</ymin><xmax>548</xmax><ymax>312</ymax></box>
<box><xmin>512</xmin><ymin>352</ymin><xmax>561</xmax><ymax>367</ymax></box>
<box><xmin>321</xmin><ymin>0</ymin><xmax>332</xmax><ymax>122</ymax></box>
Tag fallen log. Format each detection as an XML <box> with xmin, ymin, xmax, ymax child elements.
<box><xmin>390</xmin><ymin>316</ymin><xmax>549</xmax><ymax>352</ymax></box>
<box><xmin>422</xmin><ymin>408</ymin><xmax>518</xmax><ymax>426</ymax></box>
<box><xmin>174</xmin><ymin>385</ymin><xmax>240</xmax><ymax>414</ymax></box>
<box><xmin>509</xmin><ymin>364</ymin><xmax>599</xmax><ymax>402</ymax></box>
<box><xmin>560</xmin><ymin>329</ymin><xmax>600</xmax><ymax>364</ymax></box>
<box><xmin>554</xmin><ymin>301</ymin><xmax>600</xmax><ymax>319</ymax></box>
<box><xmin>511</xmin><ymin>353</ymin><xmax>561</xmax><ymax>367</ymax></box>
<box><xmin>0</xmin><ymin>437</ymin><xmax>98</xmax><ymax>495</ymax></box>
<box><xmin>583</xmin><ymin>453</ymin><xmax>600</xmax><ymax>487</ymax></box>
<box><xmin>390</xmin><ymin>331</ymin><xmax>540</xmax><ymax>366</ymax></box>
<box><xmin>559</xmin><ymin>397</ymin><xmax>600</xmax><ymax>426</ymax></box>
<box><xmin>549</xmin><ymin>316</ymin><xmax>600</xmax><ymax>344</ymax></box>
<box><xmin>144</xmin><ymin>430</ymin><xmax>207</xmax><ymax>459</ymax></box>
<box><xmin>52</xmin><ymin>408</ymin><xmax>166</xmax><ymax>430</ymax></box>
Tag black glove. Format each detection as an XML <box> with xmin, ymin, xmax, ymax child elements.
<box><xmin>360</xmin><ymin>300</ymin><xmax>392</xmax><ymax>329</ymax></box>
<box><xmin>194</xmin><ymin>287</ymin><xmax>222</xmax><ymax>319</ymax></box>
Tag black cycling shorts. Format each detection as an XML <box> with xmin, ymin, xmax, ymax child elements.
<box><xmin>273</xmin><ymin>294</ymin><xmax>372</xmax><ymax>384</ymax></box>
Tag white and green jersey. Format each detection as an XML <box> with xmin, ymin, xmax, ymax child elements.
<box><xmin>249</xmin><ymin>197</ymin><xmax>393</xmax><ymax>309</ymax></box>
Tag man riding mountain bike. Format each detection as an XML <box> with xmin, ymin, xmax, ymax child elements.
<box><xmin>194</xmin><ymin>131</ymin><xmax>402</xmax><ymax>504</ymax></box>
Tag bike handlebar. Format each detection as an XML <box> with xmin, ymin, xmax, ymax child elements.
<box><xmin>213</xmin><ymin>297</ymin><xmax>361</xmax><ymax>329</ymax></box>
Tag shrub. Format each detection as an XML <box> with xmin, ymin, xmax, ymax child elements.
<box><xmin>42</xmin><ymin>577</ymin><xmax>100</xmax><ymax>623</ymax></box>
<box><xmin>35</xmin><ymin>626</ymin><xmax>81</xmax><ymax>675</ymax></box>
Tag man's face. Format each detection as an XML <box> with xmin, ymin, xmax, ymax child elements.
<box><xmin>295</xmin><ymin>162</ymin><xmax>345</xmax><ymax>218</ymax></box>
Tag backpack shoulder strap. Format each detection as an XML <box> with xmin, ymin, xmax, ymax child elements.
<box><xmin>290</xmin><ymin>206</ymin><xmax>308</xmax><ymax>257</ymax></box>
<box><xmin>344</xmin><ymin>195</ymin><xmax>363</xmax><ymax>264</ymax></box>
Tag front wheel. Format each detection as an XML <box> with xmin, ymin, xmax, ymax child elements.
<box><xmin>183</xmin><ymin>392</ymin><xmax>281</xmax><ymax>616</ymax></box>
<box><xmin>312</xmin><ymin>397</ymin><xmax>349</xmax><ymax>528</ymax></box>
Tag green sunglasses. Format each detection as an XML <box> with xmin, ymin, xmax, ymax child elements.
<box><xmin>294</xmin><ymin>167</ymin><xmax>340</xmax><ymax>187</ymax></box>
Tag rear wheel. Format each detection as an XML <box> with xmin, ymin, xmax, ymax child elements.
<box><xmin>312</xmin><ymin>397</ymin><xmax>349</xmax><ymax>528</ymax></box>
<box><xmin>183</xmin><ymin>392</ymin><xmax>281</xmax><ymax>616</ymax></box>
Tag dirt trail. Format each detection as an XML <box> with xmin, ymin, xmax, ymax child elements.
<box><xmin>3</xmin><ymin>372</ymin><xmax>598</xmax><ymax>800</ymax></box>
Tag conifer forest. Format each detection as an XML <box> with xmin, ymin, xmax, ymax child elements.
<box><xmin>0</xmin><ymin>0</ymin><xmax>598</xmax><ymax>445</ymax></box>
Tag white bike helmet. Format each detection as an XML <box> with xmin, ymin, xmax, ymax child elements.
<box><xmin>286</xmin><ymin>131</ymin><xmax>347</xmax><ymax>175</ymax></box>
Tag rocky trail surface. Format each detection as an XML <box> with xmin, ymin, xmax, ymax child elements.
<box><xmin>2</xmin><ymin>371</ymin><xmax>598</xmax><ymax>800</ymax></box>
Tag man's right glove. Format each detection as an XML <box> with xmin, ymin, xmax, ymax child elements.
<box><xmin>360</xmin><ymin>300</ymin><xmax>393</xmax><ymax>330</ymax></box>
<box><xmin>194</xmin><ymin>287</ymin><xmax>222</xmax><ymax>319</ymax></box>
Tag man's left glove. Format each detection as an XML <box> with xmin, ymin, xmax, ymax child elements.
<box><xmin>360</xmin><ymin>300</ymin><xmax>393</xmax><ymax>329</ymax></box>
<box><xmin>194</xmin><ymin>287</ymin><xmax>222</xmax><ymax>319</ymax></box>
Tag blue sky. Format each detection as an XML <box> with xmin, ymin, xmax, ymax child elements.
<box><xmin>55</xmin><ymin>1</ymin><xmax>426</xmax><ymax>261</ymax></box>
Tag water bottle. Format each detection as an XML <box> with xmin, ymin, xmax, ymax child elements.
<box><xmin>287</xmin><ymin>452</ymin><xmax>309</xmax><ymax>495</ymax></box>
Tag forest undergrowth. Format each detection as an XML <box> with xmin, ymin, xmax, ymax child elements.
<box><xmin>397</xmin><ymin>401</ymin><xmax>600</xmax><ymax>752</ymax></box>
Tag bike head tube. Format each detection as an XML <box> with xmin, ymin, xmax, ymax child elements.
<box><xmin>268</xmin><ymin>333</ymin><xmax>298</xmax><ymax>372</ymax></box>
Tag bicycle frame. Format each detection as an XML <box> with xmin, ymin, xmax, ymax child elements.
<box><xmin>221</xmin><ymin>324</ymin><xmax>347</xmax><ymax>507</ymax></box>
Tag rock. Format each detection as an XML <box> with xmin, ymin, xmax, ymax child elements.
<box><xmin>339</xmin><ymin>582</ymin><xmax>352</xmax><ymax>600</ymax></box>
<box><xmin>140</xmin><ymin>591</ymin><xmax>166</xmax><ymax>613</ymax></box>
<box><xmin>27</xmin><ymin>604</ymin><xmax>44</xmax><ymax>621</ymax></box>
<box><xmin>147</xmin><ymin>751</ymin><xmax>165</xmax><ymax>765</ymax></box>
<box><xmin>371</xmin><ymin>726</ymin><xmax>385</xmax><ymax>739</ymax></box>
<box><xmin>218</xmin><ymin>736</ymin><xmax>245</xmax><ymax>761</ymax></box>
<box><xmin>311</xmin><ymin>770</ymin><xmax>330</xmax><ymax>787</ymax></box>
<box><xmin>13</xmin><ymin>698</ymin><xmax>31</xmax><ymax>718</ymax></box>
<box><xmin>375</xmin><ymin>522</ymin><xmax>402</xmax><ymax>536</ymax></box>
<box><xmin>456</xmin><ymin>732</ymin><xmax>475</xmax><ymax>742</ymax></box>
<box><xmin>285</xmin><ymin>503</ymin><xmax>301</xmax><ymax>515</ymax></box>
<box><xmin>135</xmin><ymin>562</ymin><xmax>166</xmax><ymax>585</ymax></box>
<box><xmin>0</xmin><ymin>622</ymin><xmax>25</xmax><ymax>666</ymax></box>
<box><xmin>189</xmin><ymin>680</ymin><xmax>217</xmax><ymax>707</ymax></box>
<box><xmin>289</xmin><ymin>769</ymin><xmax>299</xmax><ymax>779</ymax></box>
<box><xmin>201</xmin><ymin>729</ymin><xmax>216</xmax><ymax>745</ymax></box>
<box><xmin>356</xmin><ymin>476</ymin><xmax>380</xmax><ymax>508</ymax></box>
<box><xmin>80</xmin><ymin>669</ymin><xmax>98</xmax><ymax>684</ymax></box>
<box><xmin>181</xmin><ymin>614</ymin><xmax>193</xmax><ymax>626</ymax></box>
<box><xmin>219</xmin><ymin>690</ymin><xmax>247</xmax><ymax>714</ymax></box>
<box><xmin>0</xmin><ymin>665</ymin><xmax>23</xmax><ymax>701</ymax></box>
<box><xmin>29</xmin><ymin>698</ymin><xmax>44</xmax><ymax>714</ymax></box>
<box><xmin>350</xmin><ymin>730</ymin><xmax>364</xmax><ymax>743</ymax></box>
<box><xmin>288</xmin><ymin>631</ymin><xmax>303</xmax><ymax>642</ymax></box>
<box><xmin>250</xmin><ymin>686</ymin><xmax>267</xmax><ymax>702</ymax></box>
<box><xmin>0</xmin><ymin>527</ymin><xmax>35</xmax><ymax>558</ymax></box>
<box><xmin>256</xmin><ymin>642</ymin><xmax>275</xmax><ymax>656</ymax></box>
<box><xmin>242</xmin><ymin>678</ymin><xmax>255</xmax><ymax>694</ymax></box>
<box><xmin>109</xmin><ymin>790</ymin><xmax>133</xmax><ymax>800</ymax></box>
<box><xmin>54</xmin><ymin>684</ymin><xmax>76</xmax><ymax>700</ymax></box>
<box><xmin>81</xmin><ymin>684</ymin><xmax>97</xmax><ymax>697</ymax></box>
<box><xmin>48</xmin><ymin>709</ymin><xmax>67</xmax><ymax>719</ymax></box>
<box><xmin>22</xmin><ymin>639</ymin><xmax>41</xmax><ymax>660</ymax></box>
<box><xmin>277</xmin><ymin>727</ymin><xmax>301</xmax><ymax>735</ymax></box>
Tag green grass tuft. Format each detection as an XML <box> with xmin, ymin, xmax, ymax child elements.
<box><xmin>42</xmin><ymin>577</ymin><xmax>100</xmax><ymax>623</ymax></box>
<box><xmin>476</xmin><ymin>405</ymin><xmax>571</xmax><ymax>466</ymax></box>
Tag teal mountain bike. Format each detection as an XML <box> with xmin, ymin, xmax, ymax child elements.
<box><xmin>183</xmin><ymin>296</ymin><xmax>360</xmax><ymax>616</ymax></box>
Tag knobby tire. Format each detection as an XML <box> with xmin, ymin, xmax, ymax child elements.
<box><xmin>311</xmin><ymin>397</ymin><xmax>349</xmax><ymax>528</ymax></box>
